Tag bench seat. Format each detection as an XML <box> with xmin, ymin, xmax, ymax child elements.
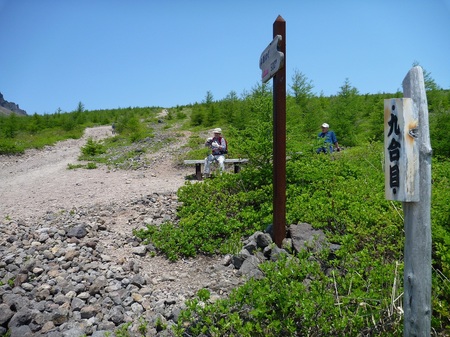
<box><xmin>184</xmin><ymin>159</ymin><xmax>249</xmax><ymax>180</ymax></box>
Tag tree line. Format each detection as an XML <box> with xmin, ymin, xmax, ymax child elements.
<box><xmin>1</xmin><ymin>66</ymin><xmax>448</xmax><ymax>157</ymax></box>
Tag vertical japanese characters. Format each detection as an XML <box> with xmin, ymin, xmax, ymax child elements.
<box><xmin>387</xmin><ymin>105</ymin><xmax>401</xmax><ymax>195</ymax></box>
<box><xmin>384</xmin><ymin>98</ymin><xmax>419</xmax><ymax>202</ymax></box>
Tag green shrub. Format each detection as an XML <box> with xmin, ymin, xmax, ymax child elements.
<box><xmin>80</xmin><ymin>138</ymin><xmax>106</xmax><ymax>158</ymax></box>
<box><xmin>86</xmin><ymin>162</ymin><xmax>97</xmax><ymax>169</ymax></box>
<box><xmin>67</xmin><ymin>163</ymin><xmax>84</xmax><ymax>170</ymax></box>
<box><xmin>176</xmin><ymin>254</ymin><xmax>403</xmax><ymax>336</ymax></box>
<box><xmin>0</xmin><ymin>139</ymin><xmax>24</xmax><ymax>155</ymax></box>
<box><xmin>135</xmin><ymin>141</ymin><xmax>450</xmax><ymax>334</ymax></box>
<box><xmin>430</xmin><ymin>158</ymin><xmax>450</xmax><ymax>331</ymax></box>
<box><xmin>134</xmin><ymin>171</ymin><xmax>273</xmax><ymax>261</ymax></box>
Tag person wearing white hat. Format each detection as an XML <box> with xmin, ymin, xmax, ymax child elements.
<box><xmin>317</xmin><ymin>123</ymin><xmax>340</xmax><ymax>153</ymax></box>
<box><xmin>204</xmin><ymin>127</ymin><xmax>227</xmax><ymax>177</ymax></box>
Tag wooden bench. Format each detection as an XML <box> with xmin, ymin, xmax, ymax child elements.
<box><xmin>183</xmin><ymin>158</ymin><xmax>249</xmax><ymax>180</ymax></box>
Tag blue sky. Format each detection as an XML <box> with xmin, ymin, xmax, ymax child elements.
<box><xmin>0</xmin><ymin>0</ymin><xmax>449</xmax><ymax>115</ymax></box>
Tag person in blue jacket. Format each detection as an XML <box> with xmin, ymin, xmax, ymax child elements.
<box><xmin>317</xmin><ymin>123</ymin><xmax>341</xmax><ymax>154</ymax></box>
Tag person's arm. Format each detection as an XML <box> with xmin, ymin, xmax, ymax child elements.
<box><xmin>335</xmin><ymin>141</ymin><xmax>340</xmax><ymax>151</ymax></box>
<box><xmin>219</xmin><ymin>138</ymin><xmax>227</xmax><ymax>153</ymax></box>
<box><xmin>331</xmin><ymin>132</ymin><xmax>340</xmax><ymax>151</ymax></box>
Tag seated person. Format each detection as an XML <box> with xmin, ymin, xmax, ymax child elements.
<box><xmin>204</xmin><ymin>128</ymin><xmax>227</xmax><ymax>177</ymax></box>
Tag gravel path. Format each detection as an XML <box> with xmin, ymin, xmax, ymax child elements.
<box><xmin>0</xmin><ymin>120</ymin><xmax>246</xmax><ymax>335</ymax></box>
<box><xmin>0</xmin><ymin>125</ymin><xmax>191</xmax><ymax>222</ymax></box>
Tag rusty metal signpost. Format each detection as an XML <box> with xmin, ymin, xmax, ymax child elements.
<box><xmin>384</xmin><ymin>66</ymin><xmax>432</xmax><ymax>336</ymax></box>
<box><xmin>259</xmin><ymin>15</ymin><xmax>286</xmax><ymax>247</ymax></box>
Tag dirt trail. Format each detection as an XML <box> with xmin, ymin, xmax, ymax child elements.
<box><xmin>0</xmin><ymin>125</ymin><xmax>192</xmax><ymax>221</ymax></box>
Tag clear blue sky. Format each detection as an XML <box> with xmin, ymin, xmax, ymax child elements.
<box><xmin>1</xmin><ymin>0</ymin><xmax>449</xmax><ymax>115</ymax></box>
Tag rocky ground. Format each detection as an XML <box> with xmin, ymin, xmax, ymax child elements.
<box><xmin>0</xmin><ymin>117</ymin><xmax>248</xmax><ymax>336</ymax></box>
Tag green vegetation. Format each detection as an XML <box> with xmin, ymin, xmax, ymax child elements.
<box><xmin>1</xmin><ymin>67</ymin><xmax>449</xmax><ymax>335</ymax></box>
<box><xmin>7</xmin><ymin>278</ymin><xmax>15</xmax><ymax>288</ymax></box>
<box><xmin>114</xmin><ymin>322</ymin><xmax>132</xmax><ymax>337</ymax></box>
<box><xmin>137</xmin><ymin>143</ymin><xmax>449</xmax><ymax>335</ymax></box>
<box><xmin>175</xmin><ymin>254</ymin><xmax>402</xmax><ymax>336</ymax></box>
<box><xmin>0</xmin><ymin>103</ymin><xmax>161</xmax><ymax>155</ymax></box>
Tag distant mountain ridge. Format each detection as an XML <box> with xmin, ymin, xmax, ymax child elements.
<box><xmin>0</xmin><ymin>92</ymin><xmax>27</xmax><ymax>116</ymax></box>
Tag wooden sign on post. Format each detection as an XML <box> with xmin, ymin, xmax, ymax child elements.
<box><xmin>258</xmin><ymin>15</ymin><xmax>286</xmax><ymax>248</ymax></box>
<box><xmin>384</xmin><ymin>98</ymin><xmax>419</xmax><ymax>202</ymax></box>
<box><xmin>259</xmin><ymin>35</ymin><xmax>284</xmax><ymax>83</ymax></box>
<box><xmin>385</xmin><ymin>66</ymin><xmax>431</xmax><ymax>336</ymax></box>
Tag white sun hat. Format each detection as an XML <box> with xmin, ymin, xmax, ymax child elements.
<box><xmin>213</xmin><ymin>128</ymin><xmax>222</xmax><ymax>133</ymax></box>
<box><xmin>321</xmin><ymin>123</ymin><xmax>329</xmax><ymax>128</ymax></box>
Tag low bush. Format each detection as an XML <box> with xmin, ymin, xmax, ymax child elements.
<box><xmin>175</xmin><ymin>253</ymin><xmax>403</xmax><ymax>336</ymax></box>
<box><xmin>136</xmin><ymin>142</ymin><xmax>450</xmax><ymax>335</ymax></box>
<box><xmin>80</xmin><ymin>138</ymin><xmax>106</xmax><ymax>158</ymax></box>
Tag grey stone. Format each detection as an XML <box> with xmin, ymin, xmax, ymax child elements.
<box><xmin>109</xmin><ymin>305</ymin><xmax>125</xmax><ymax>325</ymax></box>
<box><xmin>105</xmin><ymin>281</ymin><xmax>122</xmax><ymax>293</ymax></box>
<box><xmin>0</xmin><ymin>303</ymin><xmax>14</xmax><ymax>325</ymax></box>
<box><xmin>231</xmin><ymin>249</ymin><xmax>251</xmax><ymax>269</ymax></box>
<box><xmin>89</xmin><ymin>275</ymin><xmax>107</xmax><ymax>295</ymax></box>
<box><xmin>20</xmin><ymin>282</ymin><xmax>34</xmax><ymax>291</ymax></box>
<box><xmin>0</xmin><ymin>193</ymin><xmax>246</xmax><ymax>336</ymax></box>
<box><xmin>67</xmin><ymin>225</ymin><xmax>87</xmax><ymax>239</ymax></box>
<box><xmin>80</xmin><ymin>305</ymin><xmax>100</xmax><ymax>319</ymax></box>
<box><xmin>132</xmin><ymin>245</ymin><xmax>147</xmax><ymax>256</ymax></box>
<box><xmin>256</xmin><ymin>232</ymin><xmax>273</xmax><ymax>248</ymax></box>
<box><xmin>239</xmin><ymin>255</ymin><xmax>264</xmax><ymax>279</ymax></box>
<box><xmin>34</xmin><ymin>311</ymin><xmax>51</xmax><ymax>325</ymax></box>
<box><xmin>54</xmin><ymin>294</ymin><xmax>71</xmax><ymax>305</ymax></box>
<box><xmin>289</xmin><ymin>222</ymin><xmax>326</xmax><ymax>253</ymax></box>
<box><xmin>243</xmin><ymin>240</ymin><xmax>257</xmax><ymax>254</ymax></box>
<box><xmin>40</xmin><ymin>320</ymin><xmax>55</xmax><ymax>333</ymax></box>
<box><xmin>130</xmin><ymin>274</ymin><xmax>146</xmax><ymax>287</ymax></box>
<box><xmin>38</xmin><ymin>232</ymin><xmax>50</xmax><ymax>242</ymax></box>
<box><xmin>8</xmin><ymin>308</ymin><xmax>38</xmax><ymax>328</ymax></box>
<box><xmin>9</xmin><ymin>325</ymin><xmax>33</xmax><ymax>337</ymax></box>
<box><xmin>51</xmin><ymin>306</ymin><xmax>69</xmax><ymax>326</ymax></box>
<box><xmin>3</xmin><ymin>293</ymin><xmax>30</xmax><ymax>311</ymax></box>
<box><xmin>131</xmin><ymin>302</ymin><xmax>144</xmax><ymax>314</ymax></box>
<box><xmin>270</xmin><ymin>246</ymin><xmax>288</xmax><ymax>262</ymax></box>
<box><xmin>62</xmin><ymin>326</ymin><xmax>86</xmax><ymax>337</ymax></box>
<box><xmin>70</xmin><ymin>297</ymin><xmax>85</xmax><ymax>311</ymax></box>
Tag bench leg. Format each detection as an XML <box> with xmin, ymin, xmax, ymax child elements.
<box><xmin>195</xmin><ymin>163</ymin><xmax>202</xmax><ymax>180</ymax></box>
<box><xmin>234</xmin><ymin>164</ymin><xmax>241</xmax><ymax>174</ymax></box>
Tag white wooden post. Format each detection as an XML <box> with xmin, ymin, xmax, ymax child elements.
<box><xmin>402</xmin><ymin>66</ymin><xmax>432</xmax><ymax>336</ymax></box>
